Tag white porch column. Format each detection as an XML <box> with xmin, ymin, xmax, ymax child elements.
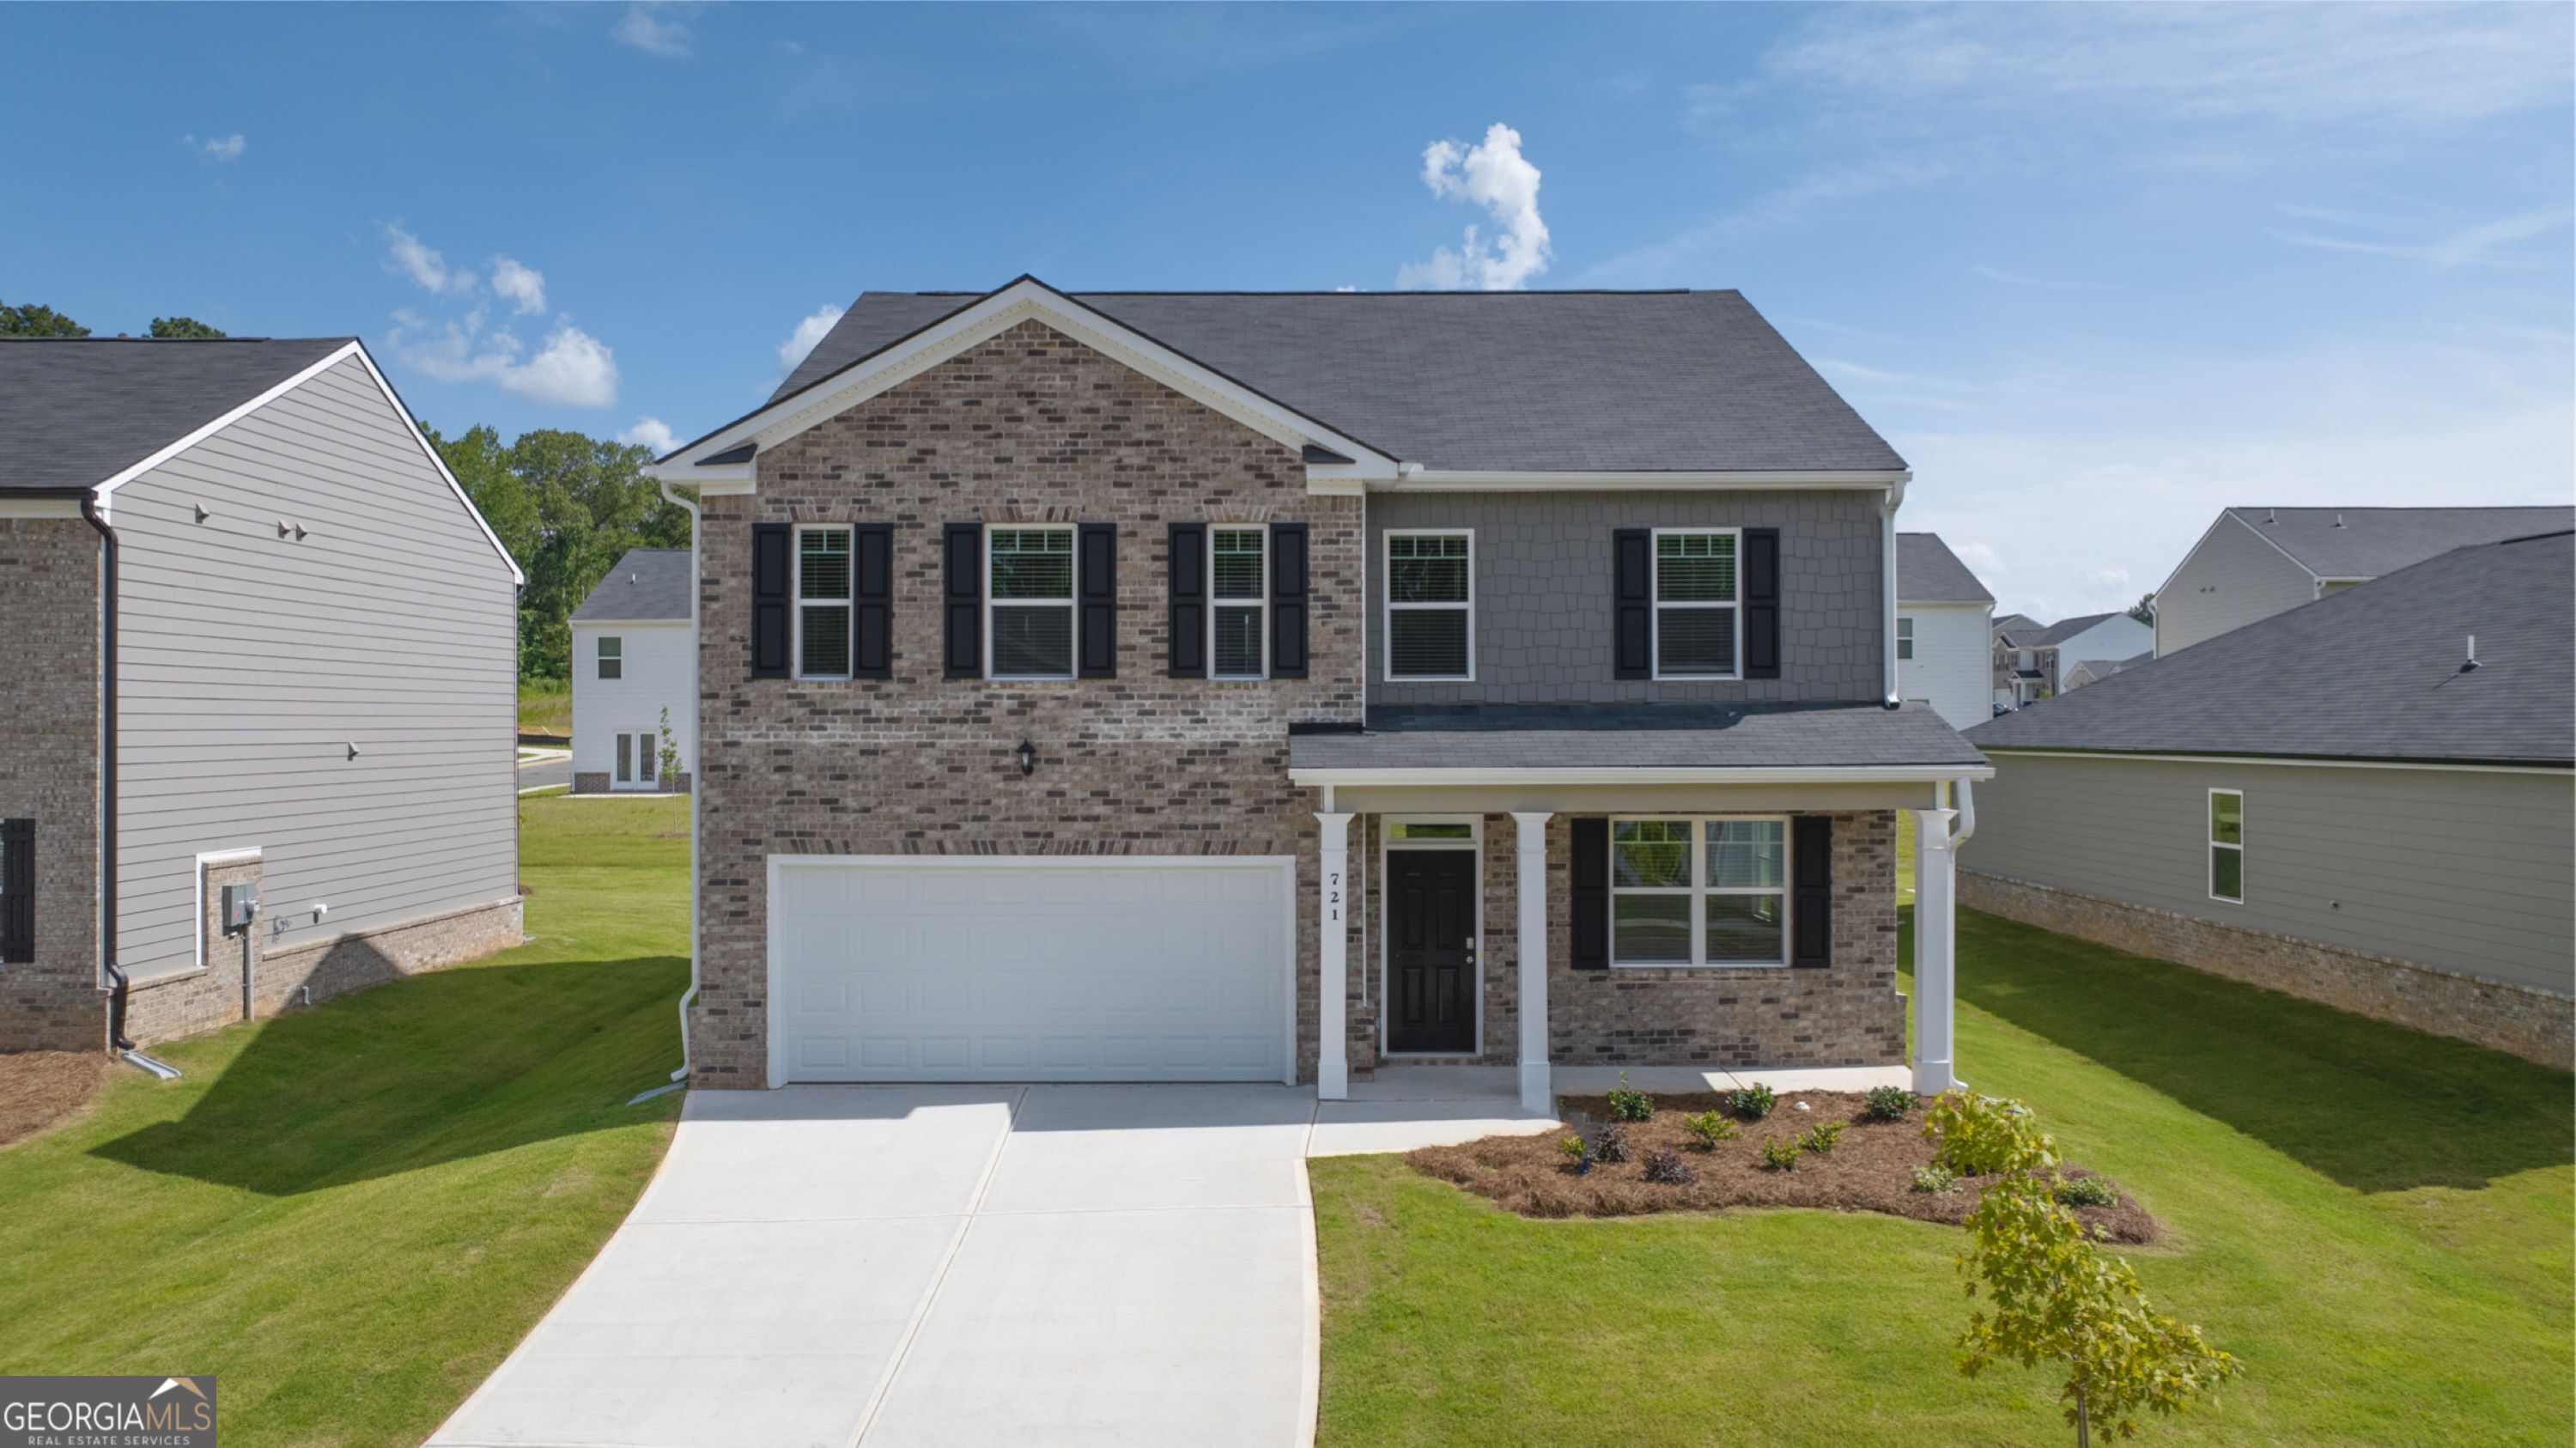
<box><xmin>1315</xmin><ymin>811</ymin><xmax>1353</xmax><ymax>1101</ymax></box>
<box><xmin>1511</xmin><ymin>812</ymin><xmax>1554</xmax><ymax>1115</ymax></box>
<box><xmin>1912</xmin><ymin>806</ymin><xmax>1959</xmax><ymax>1096</ymax></box>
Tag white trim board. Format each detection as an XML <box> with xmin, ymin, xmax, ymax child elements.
<box><xmin>191</xmin><ymin>845</ymin><xmax>264</xmax><ymax>975</ymax></box>
<box><xmin>1976</xmin><ymin>747</ymin><xmax>2570</xmax><ymax>776</ymax></box>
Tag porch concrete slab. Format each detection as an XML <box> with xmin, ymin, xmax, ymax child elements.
<box><xmin>979</xmin><ymin>1084</ymin><xmax>1313</xmax><ymax>1214</ymax></box>
<box><xmin>633</xmin><ymin>1086</ymin><xmax>1017</xmax><ymax>1225</ymax></box>
<box><xmin>1309</xmin><ymin>1098</ymin><xmax>1559</xmax><ymax>1157</ymax></box>
<box><xmin>861</xmin><ymin>1203</ymin><xmax>1311</xmax><ymax>1448</ymax></box>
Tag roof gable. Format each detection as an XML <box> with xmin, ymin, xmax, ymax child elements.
<box><xmin>1897</xmin><ymin>532</ymin><xmax>1995</xmax><ymax>604</ymax></box>
<box><xmin>2221</xmin><ymin>506</ymin><xmax>2575</xmax><ymax>580</ymax></box>
<box><xmin>0</xmin><ymin>338</ymin><xmax>349</xmax><ymax>494</ymax></box>
<box><xmin>572</xmin><ymin>548</ymin><xmax>692</xmax><ymax>622</ymax></box>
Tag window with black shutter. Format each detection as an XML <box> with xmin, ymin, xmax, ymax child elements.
<box><xmin>1078</xmin><ymin>522</ymin><xmax>1117</xmax><ymax>678</ymax></box>
<box><xmin>1167</xmin><ymin>522</ymin><xmax>1207</xmax><ymax>678</ymax></box>
<box><xmin>750</xmin><ymin>523</ymin><xmax>791</xmax><ymax>678</ymax></box>
<box><xmin>1571</xmin><ymin>817</ymin><xmax>1609</xmax><ymax>969</ymax></box>
<box><xmin>0</xmin><ymin>818</ymin><xmax>33</xmax><ymax>965</ymax></box>
<box><xmin>1613</xmin><ymin>529</ymin><xmax>1652</xmax><ymax>680</ymax></box>
<box><xmin>1268</xmin><ymin>521</ymin><xmax>1309</xmax><ymax>679</ymax></box>
<box><xmin>853</xmin><ymin>523</ymin><xmax>893</xmax><ymax>679</ymax></box>
<box><xmin>943</xmin><ymin>522</ymin><xmax>982</xmax><ymax>678</ymax></box>
<box><xmin>1743</xmin><ymin>526</ymin><xmax>1781</xmax><ymax>680</ymax></box>
<box><xmin>1791</xmin><ymin>815</ymin><xmax>1832</xmax><ymax>967</ymax></box>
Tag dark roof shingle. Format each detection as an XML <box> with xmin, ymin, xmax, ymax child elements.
<box><xmin>0</xmin><ymin>338</ymin><xmax>352</xmax><ymax>494</ymax></box>
<box><xmin>571</xmin><ymin>548</ymin><xmax>693</xmax><ymax>623</ymax></box>
<box><xmin>2222</xmin><ymin>506</ymin><xmax>2573</xmax><ymax>580</ymax></box>
<box><xmin>1290</xmin><ymin>703</ymin><xmax>1985</xmax><ymax>772</ymax></box>
<box><xmin>1898</xmin><ymin>532</ymin><xmax>1994</xmax><ymax>604</ymax></box>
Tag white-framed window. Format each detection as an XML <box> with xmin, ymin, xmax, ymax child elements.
<box><xmin>1385</xmin><ymin>530</ymin><xmax>1473</xmax><ymax>680</ymax></box>
<box><xmin>794</xmin><ymin>526</ymin><xmax>853</xmax><ymax>679</ymax></box>
<box><xmin>1608</xmin><ymin>816</ymin><xmax>1789</xmax><ymax>967</ymax></box>
<box><xmin>2208</xmin><ymin>789</ymin><xmax>2244</xmax><ymax>903</ymax></box>
<box><xmin>1211</xmin><ymin>526</ymin><xmax>1267</xmax><ymax>680</ymax></box>
<box><xmin>1896</xmin><ymin>616</ymin><xmax>1915</xmax><ymax>660</ymax></box>
<box><xmin>987</xmin><ymin>525</ymin><xmax>1076</xmax><ymax>680</ymax></box>
<box><xmin>614</xmin><ymin>731</ymin><xmax>659</xmax><ymax>788</ymax></box>
<box><xmin>597</xmin><ymin>635</ymin><xmax>623</xmax><ymax>679</ymax></box>
<box><xmin>1652</xmin><ymin>528</ymin><xmax>1741</xmax><ymax>679</ymax></box>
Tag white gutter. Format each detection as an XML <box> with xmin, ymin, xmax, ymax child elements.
<box><xmin>1950</xmin><ymin>776</ymin><xmax>1976</xmax><ymax>845</ymax></box>
<box><xmin>1881</xmin><ymin>477</ymin><xmax>1905</xmax><ymax>708</ymax></box>
<box><xmin>659</xmin><ymin>477</ymin><xmax>703</xmax><ymax>1084</ymax></box>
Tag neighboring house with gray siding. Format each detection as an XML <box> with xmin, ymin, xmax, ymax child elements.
<box><xmin>642</xmin><ymin>277</ymin><xmax>1990</xmax><ymax>1110</ymax></box>
<box><xmin>569</xmin><ymin>548</ymin><xmax>695</xmax><ymax>793</ymax></box>
<box><xmin>2154</xmin><ymin>505</ymin><xmax>2573</xmax><ymax>657</ymax></box>
<box><xmin>1965</xmin><ymin>530</ymin><xmax>2573</xmax><ymax>1068</ymax></box>
<box><xmin>1895</xmin><ymin>532</ymin><xmax>1996</xmax><ymax>729</ymax></box>
<box><xmin>0</xmin><ymin>338</ymin><xmax>525</xmax><ymax>1056</ymax></box>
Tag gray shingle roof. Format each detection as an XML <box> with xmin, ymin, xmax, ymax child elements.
<box><xmin>1992</xmin><ymin>612</ymin><xmax>2039</xmax><ymax>637</ymax></box>
<box><xmin>1289</xmin><ymin>703</ymin><xmax>1986</xmax><ymax>772</ymax></box>
<box><xmin>0</xmin><ymin>338</ymin><xmax>352</xmax><ymax>494</ymax></box>
<box><xmin>2224</xmin><ymin>506</ymin><xmax>2573</xmax><ymax>580</ymax></box>
<box><xmin>770</xmin><ymin>288</ymin><xmax>1906</xmax><ymax>475</ymax></box>
<box><xmin>1965</xmin><ymin>532</ymin><xmax>2574</xmax><ymax>767</ymax></box>
<box><xmin>1898</xmin><ymin>532</ymin><xmax>1994</xmax><ymax>604</ymax></box>
<box><xmin>2023</xmin><ymin>612</ymin><xmax>2119</xmax><ymax>647</ymax></box>
<box><xmin>571</xmin><ymin>548</ymin><xmax>693</xmax><ymax>623</ymax></box>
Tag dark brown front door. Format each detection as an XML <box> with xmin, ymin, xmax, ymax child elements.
<box><xmin>1388</xmin><ymin>849</ymin><xmax>1476</xmax><ymax>1054</ymax></box>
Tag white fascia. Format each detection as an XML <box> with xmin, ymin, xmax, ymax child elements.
<box><xmin>1287</xmin><ymin>764</ymin><xmax>1996</xmax><ymax>788</ymax></box>
<box><xmin>1370</xmin><ymin>468</ymin><xmax>1910</xmax><ymax>493</ymax></box>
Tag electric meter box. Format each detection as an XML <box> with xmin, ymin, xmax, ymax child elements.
<box><xmin>222</xmin><ymin>881</ymin><xmax>259</xmax><ymax>931</ymax></box>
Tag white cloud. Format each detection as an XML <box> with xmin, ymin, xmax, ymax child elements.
<box><xmin>1397</xmin><ymin>123</ymin><xmax>1552</xmax><ymax>291</ymax></box>
<box><xmin>389</xmin><ymin>311</ymin><xmax>618</xmax><ymax>409</ymax></box>
<box><xmin>617</xmin><ymin>417</ymin><xmax>681</xmax><ymax>455</ymax></box>
<box><xmin>612</xmin><ymin>4</ymin><xmax>693</xmax><ymax>58</ymax></box>
<box><xmin>778</xmin><ymin>303</ymin><xmax>845</xmax><ymax>372</ymax></box>
<box><xmin>489</xmin><ymin>255</ymin><xmax>548</xmax><ymax>315</ymax></box>
<box><xmin>506</xmin><ymin>325</ymin><xmax>620</xmax><ymax>408</ymax></box>
<box><xmin>2273</xmin><ymin>209</ymin><xmax>2571</xmax><ymax>271</ymax></box>
<box><xmin>184</xmin><ymin>133</ymin><xmax>246</xmax><ymax>161</ymax></box>
<box><xmin>382</xmin><ymin>222</ymin><xmax>473</xmax><ymax>295</ymax></box>
<box><xmin>1950</xmin><ymin>541</ymin><xmax>2005</xmax><ymax>577</ymax></box>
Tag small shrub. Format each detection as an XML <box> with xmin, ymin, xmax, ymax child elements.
<box><xmin>1590</xmin><ymin>1122</ymin><xmax>1632</xmax><ymax>1165</ymax></box>
<box><xmin>1726</xmin><ymin>1082</ymin><xmax>1778</xmax><ymax>1120</ymax></box>
<box><xmin>1801</xmin><ymin>1121</ymin><xmax>1846</xmax><ymax>1155</ymax></box>
<box><xmin>1558</xmin><ymin>1135</ymin><xmax>1588</xmax><ymax>1161</ymax></box>
<box><xmin>1911</xmin><ymin>1165</ymin><xmax>1956</xmax><ymax>1195</ymax></box>
<box><xmin>1759</xmin><ymin>1135</ymin><xmax>1802</xmax><ymax>1171</ymax></box>
<box><xmin>2057</xmin><ymin>1174</ymin><xmax>2120</xmax><ymax>1208</ymax></box>
<box><xmin>1605</xmin><ymin>1071</ymin><xmax>1656</xmax><ymax>1123</ymax></box>
<box><xmin>1641</xmin><ymin>1149</ymin><xmax>1698</xmax><ymax>1186</ymax></box>
<box><xmin>1923</xmin><ymin>1091</ymin><xmax>2058</xmax><ymax>1177</ymax></box>
<box><xmin>1862</xmin><ymin>1085</ymin><xmax>1915</xmax><ymax>1122</ymax></box>
<box><xmin>1682</xmin><ymin>1110</ymin><xmax>1739</xmax><ymax>1148</ymax></box>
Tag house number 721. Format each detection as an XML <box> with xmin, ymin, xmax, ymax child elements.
<box><xmin>1327</xmin><ymin>871</ymin><xmax>1341</xmax><ymax>922</ymax></box>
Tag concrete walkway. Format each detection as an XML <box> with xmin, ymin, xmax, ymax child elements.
<box><xmin>432</xmin><ymin>1067</ymin><xmax>1901</xmax><ymax>1448</ymax></box>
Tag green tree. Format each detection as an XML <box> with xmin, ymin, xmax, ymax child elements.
<box><xmin>2127</xmin><ymin>593</ymin><xmax>2155</xmax><ymax>627</ymax></box>
<box><xmin>149</xmin><ymin>316</ymin><xmax>227</xmax><ymax>338</ymax></box>
<box><xmin>0</xmin><ymin>298</ymin><xmax>89</xmax><ymax>337</ymax></box>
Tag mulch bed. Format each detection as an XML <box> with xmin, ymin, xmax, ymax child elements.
<box><xmin>0</xmin><ymin>1050</ymin><xmax>110</xmax><ymax>1150</ymax></box>
<box><xmin>1406</xmin><ymin>1090</ymin><xmax>2159</xmax><ymax>1244</ymax></box>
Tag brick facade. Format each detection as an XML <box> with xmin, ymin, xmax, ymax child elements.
<box><xmin>1962</xmin><ymin>869</ymin><xmax>2574</xmax><ymax>1071</ymax></box>
<box><xmin>0</xmin><ymin>517</ymin><xmax>104</xmax><ymax>1054</ymax></box>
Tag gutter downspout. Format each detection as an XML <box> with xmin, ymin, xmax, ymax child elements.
<box><xmin>659</xmin><ymin>478</ymin><xmax>702</xmax><ymax>1084</ymax></box>
<box><xmin>76</xmin><ymin>494</ymin><xmax>130</xmax><ymax>1051</ymax></box>
<box><xmin>1881</xmin><ymin>475</ymin><xmax>1907</xmax><ymax>708</ymax></box>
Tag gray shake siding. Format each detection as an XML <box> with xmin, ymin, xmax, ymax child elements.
<box><xmin>1968</xmin><ymin>752</ymin><xmax>2575</xmax><ymax>995</ymax></box>
<box><xmin>1365</xmin><ymin>489</ymin><xmax>1886</xmax><ymax>705</ymax></box>
<box><xmin>106</xmin><ymin>355</ymin><xmax>520</xmax><ymax>985</ymax></box>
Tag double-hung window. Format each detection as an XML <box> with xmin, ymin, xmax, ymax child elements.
<box><xmin>987</xmin><ymin>526</ymin><xmax>1076</xmax><ymax>679</ymax></box>
<box><xmin>1896</xmin><ymin>617</ymin><xmax>1915</xmax><ymax>660</ymax></box>
<box><xmin>1385</xmin><ymin>531</ymin><xmax>1472</xmax><ymax>680</ymax></box>
<box><xmin>1211</xmin><ymin>526</ymin><xmax>1267</xmax><ymax>679</ymax></box>
<box><xmin>597</xmin><ymin>636</ymin><xmax>623</xmax><ymax>679</ymax></box>
<box><xmin>2208</xmin><ymin>789</ymin><xmax>2244</xmax><ymax>903</ymax></box>
<box><xmin>1609</xmin><ymin>817</ymin><xmax>1788</xmax><ymax>966</ymax></box>
<box><xmin>1653</xmin><ymin>529</ymin><xmax>1740</xmax><ymax>678</ymax></box>
<box><xmin>795</xmin><ymin>527</ymin><xmax>853</xmax><ymax>678</ymax></box>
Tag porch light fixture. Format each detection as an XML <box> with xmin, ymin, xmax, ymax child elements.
<box><xmin>1017</xmin><ymin>739</ymin><xmax>1036</xmax><ymax>776</ymax></box>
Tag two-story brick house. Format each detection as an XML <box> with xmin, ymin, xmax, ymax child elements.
<box><xmin>642</xmin><ymin>278</ymin><xmax>1989</xmax><ymax>1111</ymax></box>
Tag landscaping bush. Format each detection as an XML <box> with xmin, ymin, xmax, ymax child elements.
<box><xmin>1682</xmin><ymin>1110</ymin><xmax>1738</xmax><ymax>1148</ymax></box>
<box><xmin>1640</xmin><ymin>1149</ymin><xmax>1698</xmax><ymax>1186</ymax></box>
<box><xmin>2057</xmin><ymin>1173</ymin><xmax>2120</xmax><ymax>1208</ymax></box>
<box><xmin>1558</xmin><ymin>1135</ymin><xmax>1588</xmax><ymax>1163</ymax></box>
<box><xmin>1862</xmin><ymin>1085</ymin><xmax>1915</xmax><ymax>1122</ymax></box>
<box><xmin>1923</xmin><ymin>1091</ymin><xmax>2058</xmax><ymax>1177</ymax></box>
<box><xmin>1590</xmin><ymin>1122</ymin><xmax>1631</xmax><ymax>1165</ymax></box>
<box><xmin>1801</xmin><ymin>1121</ymin><xmax>1846</xmax><ymax>1155</ymax></box>
<box><xmin>1759</xmin><ymin>1135</ymin><xmax>1801</xmax><ymax>1172</ymax></box>
<box><xmin>1606</xmin><ymin>1072</ymin><xmax>1656</xmax><ymax>1123</ymax></box>
<box><xmin>1725</xmin><ymin>1082</ymin><xmax>1777</xmax><ymax>1120</ymax></box>
<box><xmin>1911</xmin><ymin>1165</ymin><xmax>1957</xmax><ymax>1195</ymax></box>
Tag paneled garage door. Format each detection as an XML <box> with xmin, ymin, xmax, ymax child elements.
<box><xmin>770</xmin><ymin>856</ymin><xmax>1294</xmax><ymax>1084</ymax></box>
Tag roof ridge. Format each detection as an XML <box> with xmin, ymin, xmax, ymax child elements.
<box><xmin>856</xmin><ymin>288</ymin><xmax>1710</xmax><ymax>298</ymax></box>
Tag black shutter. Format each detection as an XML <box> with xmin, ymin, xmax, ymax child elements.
<box><xmin>1613</xmin><ymin>528</ymin><xmax>1652</xmax><ymax>680</ymax></box>
<box><xmin>1268</xmin><ymin>521</ymin><xmax>1309</xmax><ymax>679</ymax></box>
<box><xmin>1792</xmin><ymin>815</ymin><xmax>1832</xmax><ymax>967</ymax></box>
<box><xmin>1571</xmin><ymin>817</ymin><xmax>1609</xmax><ymax>969</ymax></box>
<box><xmin>750</xmin><ymin>523</ymin><xmax>791</xmax><ymax>678</ymax></box>
<box><xmin>1078</xmin><ymin>522</ymin><xmax>1117</xmax><ymax>678</ymax></box>
<box><xmin>853</xmin><ymin>523</ymin><xmax>893</xmax><ymax>679</ymax></box>
<box><xmin>1744</xmin><ymin>526</ymin><xmax>1781</xmax><ymax>680</ymax></box>
<box><xmin>1167</xmin><ymin>522</ymin><xmax>1206</xmax><ymax>678</ymax></box>
<box><xmin>943</xmin><ymin>522</ymin><xmax>981</xmax><ymax>678</ymax></box>
<box><xmin>0</xmin><ymin>817</ymin><xmax>31</xmax><ymax>964</ymax></box>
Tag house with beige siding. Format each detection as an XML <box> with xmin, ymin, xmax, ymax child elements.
<box><xmin>1965</xmin><ymin>529</ymin><xmax>2573</xmax><ymax>1068</ymax></box>
<box><xmin>641</xmin><ymin>277</ymin><xmax>1991</xmax><ymax>1112</ymax></box>
<box><xmin>0</xmin><ymin>338</ymin><xmax>525</xmax><ymax>1058</ymax></box>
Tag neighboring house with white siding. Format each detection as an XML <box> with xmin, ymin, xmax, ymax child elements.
<box><xmin>1895</xmin><ymin>532</ymin><xmax>1996</xmax><ymax>729</ymax></box>
<box><xmin>1992</xmin><ymin>611</ymin><xmax>2152</xmax><ymax>706</ymax></box>
<box><xmin>2154</xmin><ymin>505</ymin><xmax>2573</xmax><ymax>657</ymax></box>
<box><xmin>569</xmin><ymin>548</ymin><xmax>695</xmax><ymax>793</ymax></box>
<box><xmin>1964</xmin><ymin>530</ymin><xmax>2573</xmax><ymax>1069</ymax></box>
<box><xmin>0</xmin><ymin>338</ymin><xmax>525</xmax><ymax>1056</ymax></box>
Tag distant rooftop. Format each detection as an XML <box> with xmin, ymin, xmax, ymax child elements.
<box><xmin>1897</xmin><ymin>532</ymin><xmax>1995</xmax><ymax>605</ymax></box>
<box><xmin>2222</xmin><ymin>506</ymin><xmax>2573</xmax><ymax>581</ymax></box>
<box><xmin>571</xmin><ymin>548</ymin><xmax>692</xmax><ymax>623</ymax></box>
<box><xmin>0</xmin><ymin>337</ymin><xmax>351</xmax><ymax>494</ymax></box>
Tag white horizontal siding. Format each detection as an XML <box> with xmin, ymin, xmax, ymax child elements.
<box><xmin>1896</xmin><ymin>602</ymin><xmax>1991</xmax><ymax>730</ymax></box>
<box><xmin>570</xmin><ymin>621</ymin><xmax>694</xmax><ymax>785</ymax></box>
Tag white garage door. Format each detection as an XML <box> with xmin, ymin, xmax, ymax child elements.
<box><xmin>771</xmin><ymin>856</ymin><xmax>1293</xmax><ymax>1084</ymax></box>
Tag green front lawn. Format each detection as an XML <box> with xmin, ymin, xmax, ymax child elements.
<box><xmin>0</xmin><ymin>795</ymin><xmax>689</xmax><ymax>1447</ymax></box>
<box><xmin>1315</xmin><ymin>907</ymin><xmax>2573</xmax><ymax>1445</ymax></box>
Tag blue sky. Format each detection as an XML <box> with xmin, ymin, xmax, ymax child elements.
<box><xmin>3</xmin><ymin>3</ymin><xmax>2568</xmax><ymax>618</ymax></box>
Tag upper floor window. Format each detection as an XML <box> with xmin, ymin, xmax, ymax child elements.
<box><xmin>987</xmin><ymin>526</ymin><xmax>1076</xmax><ymax>680</ymax></box>
<box><xmin>598</xmin><ymin>636</ymin><xmax>623</xmax><ymax>679</ymax></box>
<box><xmin>1896</xmin><ymin>617</ymin><xmax>1915</xmax><ymax>660</ymax></box>
<box><xmin>2208</xmin><ymin>789</ymin><xmax>2244</xmax><ymax>903</ymax></box>
<box><xmin>1386</xmin><ymin>531</ymin><xmax>1473</xmax><ymax>681</ymax></box>
<box><xmin>797</xmin><ymin>526</ymin><xmax>853</xmax><ymax>679</ymax></box>
<box><xmin>1654</xmin><ymin>529</ymin><xmax>1739</xmax><ymax>679</ymax></box>
<box><xmin>1212</xmin><ymin>526</ymin><xmax>1267</xmax><ymax>680</ymax></box>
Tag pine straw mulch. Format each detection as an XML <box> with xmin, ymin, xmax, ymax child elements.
<box><xmin>1406</xmin><ymin>1090</ymin><xmax>2160</xmax><ymax>1244</ymax></box>
<box><xmin>0</xmin><ymin>1050</ymin><xmax>111</xmax><ymax>1150</ymax></box>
